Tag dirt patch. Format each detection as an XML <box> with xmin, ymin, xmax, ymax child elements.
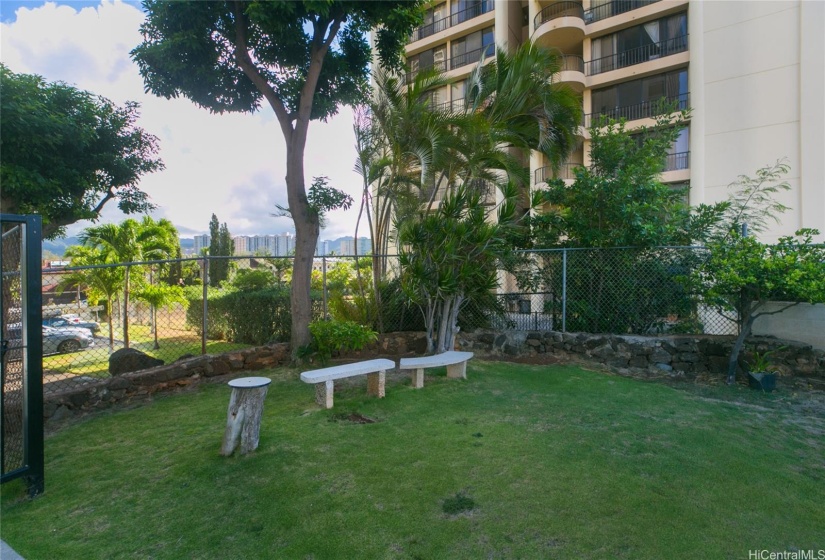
<box><xmin>329</xmin><ymin>412</ymin><xmax>378</xmax><ymax>424</ymax></box>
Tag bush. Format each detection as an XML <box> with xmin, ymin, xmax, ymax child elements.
<box><xmin>306</xmin><ymin>320</ymin><xmax>377</xmax><ymax>364</ymax></box>
<box><xmin>184</xmin><ymin>286</ymin><xmax>292</xmax><ymax>345</ymax></box>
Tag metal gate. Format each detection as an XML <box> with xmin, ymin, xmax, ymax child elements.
<box><xmin>1</xmin><ymin>214</ymin><xmax>44</xmax><ymax>496</ymax></box>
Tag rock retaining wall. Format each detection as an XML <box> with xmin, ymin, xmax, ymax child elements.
<box><xmin>45</xmin><ymin>330</ymin><xmax>825</xmax><ymax>424</ymax></box>
<box><xmin>455</xmin><ymin>330</ymin><xmax>825</xmax><ymax>387</ymax></box>
<box><xmin>44</xmin><ymin>343</ymin><xmax>290</xmax><ymax>423</ymax></box>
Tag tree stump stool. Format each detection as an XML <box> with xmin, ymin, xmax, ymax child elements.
<box><xmin>220</xmin><ymin>377</ymin><xmax>272</xmax><ymax>456</ymax></box>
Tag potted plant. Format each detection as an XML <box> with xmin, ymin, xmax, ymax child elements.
<box><xmin>746</xmin><ymin>350</ymin><xmax>781</xmax><ymax>392</ymax></box>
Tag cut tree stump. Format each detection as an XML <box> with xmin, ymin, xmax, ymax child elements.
<box><xmin>220</xmin><ymin>377</ymin><xmax>272</xmax><ymax>456</ymax></box>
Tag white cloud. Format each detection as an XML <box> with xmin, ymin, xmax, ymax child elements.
<box><xmin>1</xmin><ymin>0</ymin><xmax>365</xmax><ymax>241</ymax></box>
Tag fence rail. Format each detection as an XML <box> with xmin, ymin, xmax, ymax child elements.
<box><xmin>31</xmin><ymin>247</ymin><xmax>741</xmax><ymax>395</ymax></box>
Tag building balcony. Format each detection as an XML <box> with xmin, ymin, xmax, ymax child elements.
<box><xmin>450</xmin><ymin>44</ymin><xmax>496</xmax><ymax>71</ymax></box>
<box><xmin>534</xmin><ymin>163</ymin><xmax>581</xmax><ymax>184</ymax></box>
<box><xmin>431</xmin><ymin>97</ymin><xmax>466</xmax><ymax>113</ymax></box>
<box><xmin>583</xmin><ymin>0</ymin><xmax>661</xmax><ymax>24</ymax></box>
<box><xmin>584</xmin><ymin>93</ymin><xmax>690</xmax><ymax>127</ymax></box>
<box><xmin>404</xmin><ymin>60</ymin><xmax>448</xmax><ymax>84</ymax></box>
<box><xmin>663</xmin><ymin>151</ymin><xmax>689</xmax><ymax>171</ymax></box>
<box><xmin>585</xmin><ymin>35</ymin><xmax>689</xmax><ymax>77</ymax></box>
<box><xmin>410</xmin><ymin>0</ymin><xmax>495</xmax><ymax>43</ymax></box>
<box><xmin>558</xmin><ymin>54</ymin><xmax>586</xmax><ymax>91</ymax></box>
<box><xmin>533</xmin><ymin>2</ymin><xmax>586</xmax><ymax>53</ymax></box>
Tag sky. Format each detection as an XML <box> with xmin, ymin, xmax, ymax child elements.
<box><xmin>1</xmin><ymin>0</ymin><xmax>367</xmax><ymax>240</ymax></box>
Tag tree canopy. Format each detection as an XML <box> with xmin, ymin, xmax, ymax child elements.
<box><xmin>132</xmin><ymin>0</ymin><xmax>425</xmax><ymax>354</ymax></box>
<box><xmin>0</xmin><ymin>64</ymin><xmax>164</xmax><ymax>238</ymax></box>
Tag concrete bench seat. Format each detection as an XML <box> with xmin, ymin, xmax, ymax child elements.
<box><xmin>300</xmin><ymin>358</ymin><xmax>395</xmax><ymax>409</ymax></box>
<box><xmin>399</xmin><ymin>351</ymin><xmax>474</xmax><ymax>389</ymax></box>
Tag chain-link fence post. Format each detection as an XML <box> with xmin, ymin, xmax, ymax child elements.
<box><xmin>322</xmin><ymin>256</ymin><xmax>327</xmax><ymax>320</ymax></box>
<box><xmin>201</xmin><ymin>257</ymin><xmax>208</xmax><ymax>355</ymax></box>
<box><xmin>561</xmin><ymin>248</ymin><xmax>568</xmax><ymax>333</ymax></box>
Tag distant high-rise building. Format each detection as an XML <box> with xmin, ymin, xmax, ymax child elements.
<box><xmin>339</xmin><ymin>238</ymin><xmax>355</xmax><ymax>255</ymax></box>
<box><xmin>193</xmin><ymin>234</ymin><xmax>210</xmax><ymax>255</ymax></box>
<box><xmin>233</xmin><ymin>235</ymin><xmax>249</xmax><ymax>255</ymax></box>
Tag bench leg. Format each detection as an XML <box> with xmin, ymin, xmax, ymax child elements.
<box><xmin>446</xmin><ymin>361</ymin><xmax>467</xmax><ymax>379</ymax></box>
<box><xmin>367</xmin><ymin>370</ymin><xmax>386</xmax><ymax>398</ymax></box>
<box><xmin>411</xmin><ymin>368</ymin><xmax>424</xmax><ymax>389</ymax></box>
<box><xmin>315</xmin><ymin>380</ymin><xmax>334</xmax><ymax>409</ymax></box>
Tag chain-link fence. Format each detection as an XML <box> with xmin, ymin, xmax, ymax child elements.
<box><xmin>34</xmin><ymin>248</ymin><xmax>736</xmax><ymax>395</ymax></box>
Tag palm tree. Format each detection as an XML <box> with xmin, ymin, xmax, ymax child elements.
<box><xmin>80</xmin><ymin>217</ymin><xmax>177</xmax><ymax>348</ymax></box>
<box><xmin>132</xmin><ymin>283</ymin><xmax>187</xmax><ymax>349</ymax></box>
<box><xmin>61</xmin><ymin>245</ymin><xmax>124</xmax><ymax>351</ymax></box>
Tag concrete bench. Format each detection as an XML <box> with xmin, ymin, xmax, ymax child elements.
<box><xmin>399</xmin><ymin>351</ymin><xmax>474</xmax><ymax>389</ymax></box>
<box><xmin>300</xmin><ymin>358</ymin><xmax>395</xmax><ymax>409</ymax></box>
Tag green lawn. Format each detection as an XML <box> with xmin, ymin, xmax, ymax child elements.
<box><xmin>2</xmin><ymin>362</ymin><xmax>823</xmax><ymax>559</ymax></box>
<box><xmin>42</xmin><ymin>325</ymin><xmax>251</xmax><ymax>378</ymax></box>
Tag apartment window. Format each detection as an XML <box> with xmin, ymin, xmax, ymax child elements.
<box><xmin>451</xmin><ymin>27</ymin><xmax>495</xmax><ymax>69</ymax></box>
<box><xmin>665</xmin><ymin>128</ymin><xmax>690</xmax><ymax>171</ymax></box>
<box><xmin>407</xmin><ymin>44</ymin><xmax>448</xmax><ymax>79</ymax></box>
<box><xmin>451</xmin><ymin>0</ymin><xmax>494</xmax><ymax>26</ymax></box>
<box><xmin>591</xmin><ymin>69</ymin><xmax>688</xmax><ymax>122</ymax></box>
<box><xmin>589</xmin><ymin>12</ymin><xmax>687</xmax><ymax>74</ymax></box>
<box><xmin>416</xmin><ymin>3</ymin><xmax>448</xmax><ymax>40</ymax></box>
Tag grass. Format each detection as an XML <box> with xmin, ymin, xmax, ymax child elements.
<box><xmin>2</xmin><ymin>362</ymin><xmax>823</xmax><ymax>559</ymax></box>
<box><xmin>42</xmin><ymin>324</ymin><xmax>251</xmax><ymax>378</ymax></box>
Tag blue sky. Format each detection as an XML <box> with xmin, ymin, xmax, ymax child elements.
<box><xmin>0</xmin><ymin>0</ymin><xmax>364</xmax><ymax>240</ymax></box>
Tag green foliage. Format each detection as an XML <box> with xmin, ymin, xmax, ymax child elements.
<box><xmin>528</xmin><ymin>111</ymin><xmax>698</xmax><ymax>249</ymax></box>
<box><xmin>306</xmin><ymin>320</ymin><xmax>378</xmax><ymax>364</ymax></box>
<box><xmin>690</xmin><ymin>228</ymin><xmax>825</xmax><ymax>382</ymax></box>
<box><xmin>399</xmin><ymin>185</ymin><xmax>514</xmax><ymax>353</ymax></box>
<box><xmin>132</xmin><ymin>1</ymin><xmax>423</xmax><ymax>118</ymax></box>
<box><xmin>133</xmin><ymin>283</ymin><xmax>187</xmax><ymax>310</ymax></box>
<box><xmin>208</xmin><ymin>214</ymin><xmax>233</xmax><ymax>287</ymax></box>
<box><xmin>0</xmin><ymin>64</ymin><xmax>163</xmax><ymax>239</ymax></box>
<box><xmin>231</xmin><ymin>269</ymin><xmax>276</xmax><ymax>291</ymax></box>
<box><xmin>184</xmin><ymin>286</ymin><xmax>293</xmax><ymax>345</ymax></box>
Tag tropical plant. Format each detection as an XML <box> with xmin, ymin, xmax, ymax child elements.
<box><xmin>79</xmin><ymin>217</ymin><xmax>178</xmax><ymax>347</ymax></box>
<box><xmin>132</xmin><ymin>284</ymin><xmax>188</xmax><ymax>349</ymax></box>
<box><xmin>60</xmin><ymin>246</ymin><xmax>124</xmax><ymax>351</ymax></box>
<box><xmin>398</xmin><ymin>185</ymin><xmax>515</xmax><ymax>353</ymax></box>
<box><xmin>132</xmin><ymin>0</ymin><xmax>425</xmax><ymax>356</ymax></box>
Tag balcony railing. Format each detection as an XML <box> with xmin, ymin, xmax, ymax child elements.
<box><xmin>431</xmin><ymin>97</ymin><xmax>466</xmax><ymax>113</ymax></box>
<box><xmin>586</xmin><ymin>35</ymin><xmax>688</xmax><ymax>76</ymax></box>
<box><xmin>585</xmin><ymin>93</ymin><xmax>689</xmax><ymax>127</ymax></box>
<box><xmin>534</xmin><ymin>153</ymin><xmax>689</xmax><ymax>184</ymax></box>
<box><xmin>410</xmin><ymin>0</ymin><xmax>494</xmax><ymax>43</ymax></box>
<box><xmin>534</xmin><ymin>1</ymin><xmax>585</xmax><ymax>31</ymax></box>
<box><xmin>404</xmin><ymin>59</ymin><xmax>448</xmax><ymax>84</ymax></box>
<box><xmin>663</xmin><ymin>151</ymin><xmax>690</xmax><ymax>171</ymax></box>
<box><xmin>450</xmin><ymin>44</ymin><xmax>496</xmax><ymax>70</ymax></box>
<box><xmin>561</xmin><ymin>54</ymin><xmax>585</xmax><ymax>73</ymax></box>
<box><xmin>534</xmin><ymin>163</ymin><xmax>581</xmax><ymax>184</ymax></box>
<box><xmin>583</xmin><ymin>0</ymin><xmax>661</xmax><ymax>24</ymax></box>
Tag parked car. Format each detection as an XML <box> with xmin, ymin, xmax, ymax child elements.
<box><xmin>43</xmin><ymin>315</ymin><xmax>101</xmax><ymax>333</ymax></box>
<box><xmin>5</xmin><ymin>325</ymin><xmax>95</xmax><ymax>356</ymax></box>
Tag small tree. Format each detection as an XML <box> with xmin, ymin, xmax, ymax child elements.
<box><xmin>693</xmin><ymin>229</ymin><xmax>825</xmax><ymax>384</ymax></box>
<box><xmin>61</xmin><ymin>246</ymin><xmax>125</xmax><ymax>351</ymax></box>
<box><xmin>132</xmin><ymin>284</ymin><xmax>188</xmax><ymax>349</ymax></box>
<box><xmin>688</xmin><ymin>160</ymin><xmax>824</xmax><ymax>383</ymax></box>
<box><xmin>398</xmin><ymin>185</ymin><xmax>514</xmax><ymax>354</ymax></box>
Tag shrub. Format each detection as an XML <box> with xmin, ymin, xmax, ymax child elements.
<box><xmin>184</xmin><ymin>286</ymin><xmax>293</xmax><ymax>345</ymax></box>
<box><xmin>307</xmin><ymin>320</ymin><xmax>378</xmax><ymax>364</ymax></box>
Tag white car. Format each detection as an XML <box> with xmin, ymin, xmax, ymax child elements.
<box><xmin>5</xmin><ymin>325</ymin><xmax>95</xmax><ymax>356</ymax></box>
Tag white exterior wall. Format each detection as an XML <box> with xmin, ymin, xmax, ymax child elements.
<box><xmin>752</xmin><ymin>303</ymin><xmax>825</xmax><ymax>351</ymax></box>
<box><xmin>693</xmin><ymin>0</ymin><xmax>825</xmax><ymax>243</ymax></box>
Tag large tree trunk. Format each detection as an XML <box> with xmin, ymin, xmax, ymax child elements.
<box><xmin>286</xmin><ymin>143</ymin><xmax>320</xmax><ymax>358</ymax></box>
